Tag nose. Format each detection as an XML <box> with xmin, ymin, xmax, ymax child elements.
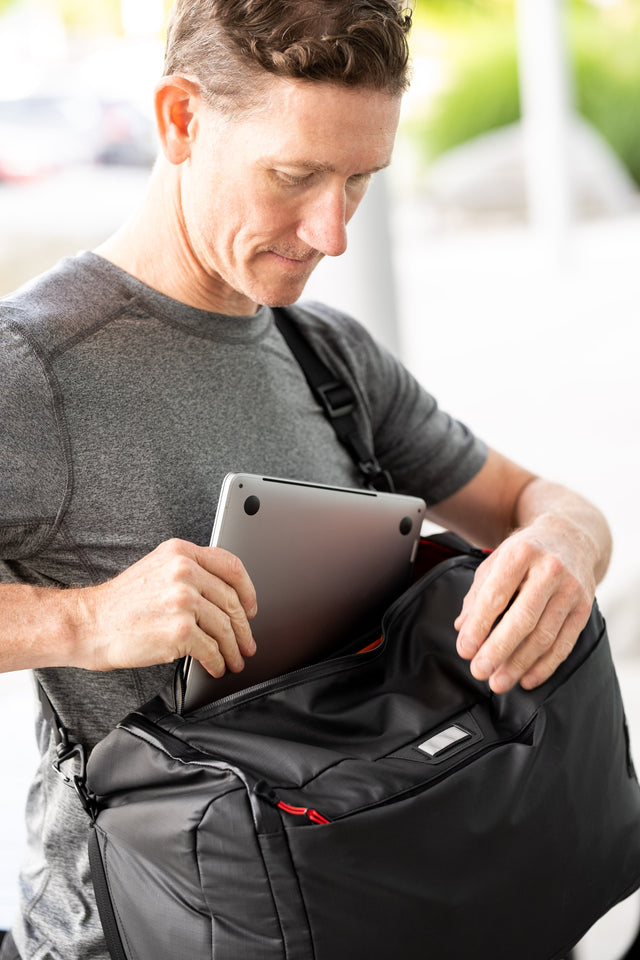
<box><xmin>296</xmin><ymin>187</ymin><xmax>349</xmax><ymax>258</ymax></box>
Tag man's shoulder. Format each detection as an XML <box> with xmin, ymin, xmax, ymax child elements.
<box><xmin>0</xmin><ymin>251</ymin><xmax>134</xmax><ymax>358</ymax></box>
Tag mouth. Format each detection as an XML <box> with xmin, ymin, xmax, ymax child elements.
<box><xmin>268</xmin><ymin>249</ymin><xmax>320</xmax><ymax>268</ymax></box>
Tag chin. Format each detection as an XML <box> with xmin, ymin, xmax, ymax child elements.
<box><xmin>247</xmin><ymin>278</ymin><xmax>311</xmax><ymax>309</ymax></box>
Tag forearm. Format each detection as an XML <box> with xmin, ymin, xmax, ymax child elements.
<box><xmin>0</xmin><ymin>540</ymin><xmax>258</xmax><ymax>678</ymax></box>
<box><xmin>0</xmin><ymin>582</ymin><xmax>83</xmax><ymax>673</ymax></box>
<box><xmin>513</xmin><ymin>477</ymin><xmax>612</xmax><ymax>584</ymax></box>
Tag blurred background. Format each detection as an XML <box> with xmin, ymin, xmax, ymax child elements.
<box><xmin>1</xmin><ymin>0</ymin><xmax>640</xmax><ymax>955</ymax></box>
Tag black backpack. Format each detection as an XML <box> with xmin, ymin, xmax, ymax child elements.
<box><xmin>42</xmin><ymin>309</ymin><xmax>640</xmax><ymax>960</ymax></box>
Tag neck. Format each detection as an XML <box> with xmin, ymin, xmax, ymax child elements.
<box><xmin>94</xmin><ymin>160</ymin><xmax>258</xmax><ymax>316</ymax></box>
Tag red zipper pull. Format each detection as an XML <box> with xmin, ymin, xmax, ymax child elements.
<box><xmin>277</xmin><ymin>801</ymin><xmax>330</xmax><ymax>825</ymax></box>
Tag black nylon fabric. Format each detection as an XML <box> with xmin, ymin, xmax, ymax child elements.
<box><xmin>85</xmin><ymin>540</ymin><xmax>640</xmax><ymax>960</ymax></box>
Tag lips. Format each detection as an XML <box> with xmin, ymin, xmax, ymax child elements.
<box><xmin>268</xmin><ymin>248</ymin><xmax>319</xmax><ymax>266</ymax></box>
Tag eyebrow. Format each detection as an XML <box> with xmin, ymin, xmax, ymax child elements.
<box><xmin>266</xmin><ymin>158</ymin><xmax>392</xmax><ymax>176</ymax></box>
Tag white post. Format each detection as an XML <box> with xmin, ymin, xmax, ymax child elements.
<box><xmin>302</xmin><ymin>173</ymin><xmax>401</xmax><ymax>356</ymax></box>
<box><xmin>515</xmin><ymin>0</ymin><xmax>575</xmax><ymax>256</ymax></box>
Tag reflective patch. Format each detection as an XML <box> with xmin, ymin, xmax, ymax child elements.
<box><xmin>417</xmin><ymin>725</ymin><xmax>471</xmax><ymax>757</ymax></box>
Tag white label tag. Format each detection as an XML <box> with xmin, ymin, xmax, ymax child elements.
<box><xmin>417</xmin><ymin>724</ymin><xmax>471</xmax><ymax>758</ymax></box>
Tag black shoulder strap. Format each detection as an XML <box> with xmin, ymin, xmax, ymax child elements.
<box><xmin>273</xmin><ymin>307</ymin><xmax>394</xmax><ymax>493</ymax></box>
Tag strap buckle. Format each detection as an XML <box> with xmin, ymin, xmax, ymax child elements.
<box><xmin>316</xmin><ymin>381</ymin><xmax>356</xmax><ymax>419</ymax></box>
<box><xmin>359</xmin><ymin>458</ymin><xmax>395</xmax><ymax>493</ymax></box>
<box><xmin>52</xmin><ymin>740</ymin><xmax>97</xmax><ymax>820</ymax></box>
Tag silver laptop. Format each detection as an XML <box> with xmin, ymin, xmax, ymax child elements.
<box><xmin>181</xmin><ymin>473</ymin><xmax>426</xmax><ymax>710</ymax></box>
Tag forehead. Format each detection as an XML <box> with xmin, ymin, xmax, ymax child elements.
<box><xmin>213</xmin><ymin>77</ymin><xmax>402</xmax><ymax>171</ymax></box>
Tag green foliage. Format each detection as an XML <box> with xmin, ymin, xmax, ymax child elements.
<box><xmin>413</xmin><ymin>0</ymin><xmax>514</xmax><ymax>26</ymax></box>
<box><xmin>410</xmin><ymin>26</ymin><xmax>520</xmax><ymax>163</ymax></box>
<box><xmin>570</xmin><ymin>12</ymin><xmax>640</xmax><ymax>185</ymax></box>
<box><xmin>408</xmin><ymin>0</ymin><xmax>640</xmax><ymax>185</ymax></box>
<box><xmin>56</xmin><ymin>0</ymin><xmax>123</xmax><ymax>34</ymax></box>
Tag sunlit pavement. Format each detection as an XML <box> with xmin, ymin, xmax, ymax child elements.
<box><xmin>2</xmin><ymin>165</ymin><xmax>640</xmax><ymax>955</ymax></box>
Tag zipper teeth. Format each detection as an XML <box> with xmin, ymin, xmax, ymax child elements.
<box><xmin>186</xmin><ymin>554</ymin><xmax>480</xmax><ymax>716</ymax></box>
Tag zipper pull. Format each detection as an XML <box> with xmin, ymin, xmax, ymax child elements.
<box><xmin>276</xmin><ymin>801</ymin><xmax>330</xmax><ymax>825</ymax></box>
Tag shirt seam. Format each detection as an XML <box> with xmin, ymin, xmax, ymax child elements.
<box><xmin>5</xmin><ymin>319</ymin><xmax>75</xmax><ymax>559</ymax></box>
<box><xmin>75</xmin><ymin>255</ymin><xmax>274</xmax><ymax>346</ymax></box>
<box><xmin>48</xmin><ymin>298</ymin><xmax>137</xmax><ymax>361</ymax></box>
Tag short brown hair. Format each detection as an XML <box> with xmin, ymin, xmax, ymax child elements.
<box><xmin>163</xmin><ymin>0</ymin><xmax>413</xmax><ymax>111</ymax></box>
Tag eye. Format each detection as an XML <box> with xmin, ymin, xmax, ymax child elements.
<box><xmin>275</xmin><ymin>170</ymin><xmax>314</xmax><ymax>186</ymax></box>
<box><xmin>347</xmin><ymin>172</ymin><xmax>373</xmax><ymax>190</ymax></box>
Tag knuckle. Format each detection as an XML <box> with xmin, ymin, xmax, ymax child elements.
<box><xmin>213</xmin><ymin>581</ymin><xmax>239</xmax><ymax>617</ymax></box>
<box><xmin>166</xmin><ymin>582</ymin><xmax>197</xmax><ymax>613</ymax></box>
<box><xmin>540</xmin><ymin>552</ymin><xmax>565</xmax><ymax>579</ymax></box>
<box><xmin>161</xmin><ymin>537</ymin><xmax>189</xmax><ymax>558</ymax></box>
<box><xmin>226</xmin><ymin>594</ymin><xmax>246</xmax><ymax>622</ymax></box>
<box><xmin>217</xmin><ymin>611</ymin><xmax>233</xmax><ymax>638</ymax></box>
<box><xmin>509</xmin><ymin>601</ymin><xmax>540</xmax><ymax>638</ymax></box>
<box><xmin>172</xmin><ymin>616</ymin><xmax>195</xmax><ymax>648</ymax></box>
<box><xmin>526</xmin><ymin>614</ymin><xmax>559</xmax><ymax>653</ymax></box>
<box><xmin>223</xmin><ymin>551</ymin><xmax>247</xmax><ymax>582</ymax></box>
<box><xmin>490</xmin><ymin>634</ymin><xmax>513</xmax><ymax>661</ymax></box>
<box><xmin>169</xmin><ymin>554</ymin><xmax>196</xmax><ymax>582</ymax></box>
<box><xmin>508</xmin><ymin>642</ymin><xmax>535</xmax><ymax>673</ymax></box>
<box><xmin>510</xmin><ymin>539</ymin><xmax>533</xmax><ymax>568</ymax></box>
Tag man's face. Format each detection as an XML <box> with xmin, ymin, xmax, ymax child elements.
<box><xmin>178</xmin><ymin>78</ymin><xmax>402</xmax><ymax>313</ymax></box>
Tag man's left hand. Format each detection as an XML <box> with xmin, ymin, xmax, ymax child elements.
<box><xmin>454</xmin><ymin>515</ymin><xmax>596</xmax><ymax>693</ymax></box>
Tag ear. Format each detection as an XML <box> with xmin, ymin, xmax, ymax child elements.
<box><xmin>154</xmin><ymin>76</ymin><xmax>202</xmax><ymax>165</ymax></box>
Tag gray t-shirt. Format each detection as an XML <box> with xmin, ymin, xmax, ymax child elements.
<box><xmin>0</xmin><ymin>251</ymin><xmax>487</xmax><ymax>960</ymax></box>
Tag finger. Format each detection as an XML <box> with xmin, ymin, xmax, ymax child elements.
<box><xmin>195</xmin><ymin>593</ymin><xmax>255</xmax><ymax>674</ymax></box>
<box><xmin>193</xmin><ymin>545</ymin><xmax>258</xmax><ymax>619</ymax></box>
<box><xmin>478</xmin><ymin>596</ymin><xmax>572</xmax><ymax>692</ymax></box>
<box><xmin>194</xmin><ymin>569</ymin><xmax>257</xmax><ymax>659</ymax></box>
<box><xmin>186</xmin><ymin>624</ymin><xmax>229</xmax><ymax>679</ymax></box>
<box><xmin>518</xmin><ymin>602</ymin><xmax>592</xmax><ymax>690</ymax></box>
<box><xmin>456</xmin><ymin>552</ymin><xmax>537</xmax><ymax>660</ymax></box>
<box><xmin>468</xmin><ymin>582</ymin><xmax>555</xmax><ymax>684</ymax></box>
<box><xmin>454</xmin><ymin>567</ymin><xmax>496</xmax><ymax>657</ymax></box>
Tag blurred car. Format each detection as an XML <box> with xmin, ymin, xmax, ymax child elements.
<box><xmin>92</xmin><ymin>99</ymin><xmax>157</xmax><ymax>167</ymax></box>
<box><xmin>0</xmin><ymin>94</ymin><xmax>156</xmax><ymax>183</ymax></box>
<box><xmin>0</xmin><ymin>95</ymin><xmax>91</xmax><ymax>182</ymax></box>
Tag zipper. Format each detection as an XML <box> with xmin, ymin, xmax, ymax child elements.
<box><xmin>179</xmin><ymin>626</ymin><xmax>387</xmax><ymax>716</ymax></box>
<box><xmin>256</xmin><ymin>716</ymin><xmax>535</xmax><ymax>830</ymax></box>
<box><xmin>123</xmin><ymin>717</ymin><xmax>330</xmax><ymax>826</ymax></box>
<box><xmin>124</xmin><ymin>710</ymin><xmax>535</xmax><ymax>829</ymax></box>
<box><xmin>181</xmin><ymin>553</ymin><xmax>483</xmax><ymax>717</ymax></box>
<box><xmin>311</xmin><ymin>715</ymin><xmax>537</xmax><ymax>825</ymax></box>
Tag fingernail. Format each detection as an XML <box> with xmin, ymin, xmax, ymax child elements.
<box><xmin>457</xmin><ymin>635</ymin><xmax>474</xmax><ymax>658</ymax></box>
<box><xmin>490</xmin><ymin>672</ymin><xmax>514</xmax><ymax>694</ymax></box>
<box><xmin>472</xmin><ymin>655</ymin><xmax>493</xmax><ymax>679</ymax></box>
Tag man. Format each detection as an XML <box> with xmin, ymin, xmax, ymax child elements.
<box><xmin>0</xmin><ymin>1</ymin><xmax>611</xmax><ymax>958</ymax></box>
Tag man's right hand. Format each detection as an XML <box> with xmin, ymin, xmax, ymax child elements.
<box><xmin>72</xmin><ymin>539</ymin><xmax>258</xmax><ymax>677</ymax></box>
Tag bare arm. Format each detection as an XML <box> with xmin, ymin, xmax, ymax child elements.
<box><xmin>426</xmin><ymin>447</ymin><xmax>612</xmax><ymax>693</ymax></box>
<box><xmin>0</xmin><ymin>539</ymin><xmax>257</xmax><ymax>678</ymax></box>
